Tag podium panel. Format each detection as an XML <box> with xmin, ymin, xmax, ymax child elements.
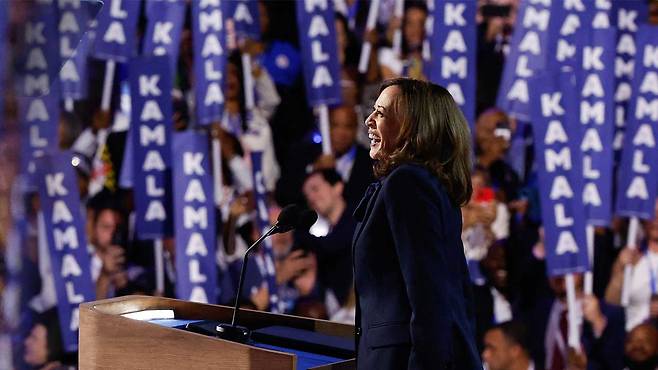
<box><xmin>79</xmin><ymin>296</ymin><xmax>356</xmax><ymax>370</ymax></box>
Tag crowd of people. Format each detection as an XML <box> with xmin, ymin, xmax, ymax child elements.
<box><xmin>0</xmin><ymin>0</ymin><xmax>658</xmax><ymax>369</ymax></box>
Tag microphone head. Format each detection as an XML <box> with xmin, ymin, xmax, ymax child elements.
<box><xmin>274</xmin><ymin>204</ymin><xmax>303</xmax><ymax>233</ymax></box>
<box><xmin>298</xmin><ymin>209</ymin><xmax>318</xmax><ymax>232</ymax></box>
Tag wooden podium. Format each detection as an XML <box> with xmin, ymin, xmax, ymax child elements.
<box><xmin>79</xmin><ymin>295</ymin><xmax>356</xmax><ymax>369</ymax></box>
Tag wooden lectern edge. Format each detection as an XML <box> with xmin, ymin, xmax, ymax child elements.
<box><xmin>79</xmin><ymin>295</ymin><xmax>356</xmax><ymax>370</ymax></box>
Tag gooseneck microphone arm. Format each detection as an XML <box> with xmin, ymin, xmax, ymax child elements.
<box><xmin>230</xmin><ymin>223</ymin><xmax>279</xmax><ymax>327</ymax></box>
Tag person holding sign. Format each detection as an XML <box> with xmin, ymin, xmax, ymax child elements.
<box><xmin>353</xmin><ymin>78</ymin><xmax>480</xmax><ymax>369</ymax></box>
<box><xmin>378</xmin><ymin>2</ymin><xmax>427</xmax><ymax>80</ymax></box>
<box><xmin>606</xmin><ymin>201</ymin><xmax>658</xmax><ymax>332</ymax></box>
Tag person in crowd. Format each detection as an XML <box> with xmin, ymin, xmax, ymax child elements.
<box><xmin>58</xmin><ymin>112</ymin><xmax>83</xmax><ymax>150</ymax></box>
<box><xmin>378</xmin><ymin>1</ymin><xmax>427</xmax><ymax>80</ymax></box>
<box><xmin>222</xmin><ymin>50</ymin><xmax>281</xmax><ymax>192</ymax></box>
<box><xmin>463</xmin><ymin>169</ymin><xmax>509</xmax><ymax>285</ymax></box>
<box><xmin>624</xmin><ymin>323</ymin><xmax>658</xmax><ymax>370</ymax></box>
<box><xmin>522</xmin><ymin>273</ymin><xmax>625</xmax><ymax>370</ymax></box>
<box><xmin>23</xmin><ymin>308</ymin><xmax>76</xmax><ymax>369</ymax></box>
<box><xmin>473</xmin><ymin>241</ymin><xmax>516</xmax><ymax>350</ymax></box>
<box><xmin>606</xmin><ymin>201</ymin><xmax>658</xmax><ymax>331</ymax></box>
<box><xmin>476</xmin><ymin>0</ymin><xmax>517</xmax><ymax>114</ymax></box>
<box><xmin>256</xmin><ymin>1</ymin><xmax>316</xmax><ymax>166</ymax></box>
<box><xmin>474</xmin><ymin>108</ymin><xmax>521</xmax><ymax>203</ymax></box>
<box><xmin>334</xmin><ymin>12</ymin><xmax>361</xmax><ymax>106</ymax></box>
<box><xmin>86</xmin><ymin>194</ymin><xmax>128</xmax><ymax>300</ymax></box>
<box><xmin>267</xmin><ymin>204</ymin><xmax>315</xmax><ymax>314</ymax></box>
<box><xmin>482</xmin><ymin>320</ymin><xmax>534</xmax><ymax>370</ymax></box>
<box><xmin>294</xmin><ymin>169</ymin><xmax>356</xmax><ymax>321</ymax></box>
<box><xmin>219</xmin><ymin>191</ymin><xmax>271</xmax><ymax>311</ymax></box>
<box><xmin>277</xmin><ymin>104</ymin><xmax>374</xmax><ymax>211</ymax></box>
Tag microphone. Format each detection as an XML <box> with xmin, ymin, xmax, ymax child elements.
<box><xmin>298</xmin><ymin>209</ymin><xmax>319</xmax><ymax>232</ymax></box>
<box><xmin>215</xmin><ymin>204</ymin><xmax>312</xmax><ymax>342</ymax></box>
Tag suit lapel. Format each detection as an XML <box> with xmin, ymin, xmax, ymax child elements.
<box><xmin>352</xmin><ymin>182</ymin><xmax>382</xmax><ymax>247</ymax></box>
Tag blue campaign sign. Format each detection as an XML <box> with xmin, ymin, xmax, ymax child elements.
<box><xmin>496</xmin><ymin>0</ymin><xmax>552</xmax><ymax>122</ymax></box>
<box><xmin>131</xmin><ymin>55</ymin><xmax>173</xmax><ymax>238</ymax></box>
<box><xmin>575</xmin><ymin>28</ymin><xmax>616</xmax><ymax>226</ymax></box>
<box><xmin>612</xmin><ymin>0</ymin><xmax>648</xmax><ymax>155</ymax></box>
<box><xmin>615</xmin><ymin>25</ymin><xmax>658</xmax><ymax>220</ymax></box>
<box><xmin>296</xmin><ymin>0</ymin><xmax>342</xmax><ymax>107</ymax></box>
<box><xmin>425</xmin><ymin>0</ymin><xmax>476</xmax><ymax>130</ymax></box>
<box><xmin>59</xmin><ymin>0</ymin><xmax>93</xmax><ymax>100</ymax></box>
<box><xmin>143</xmin><ymin>0</ymin><xmax>186</xmax><ymax>75</ymax></box>
<box><xmin>172</xmin><ymin>131</ymin><xmax>218</xmax><ymax>304</ymax></box>
<box><xmin>250</xmin><ymin>151</ymin><xmax>280</xmax><ymax>312</ymax></box>
<box><xmin>15</xmin><ymin>1</ymin><xmax>60</xmax><ymax>97</ymax></box>
<box><xmin>547</xmin><ymin>0</ymin><xmax>594</xmax><ymax>72</ymax></box>
<box><xmin>227</xmin><ymin>0</ymin><xmax>261</xmax><ymax>40</ymax></box>
<box><xmin>192</xmin><ymin>0</ymin><xmax>228</xmax><ymax>125</ymax></box>
<box><xmin>19</xmin><ymin>86</ymin><xmax>60</xmax><ymax>185</ymax></box>
<box><xmin>0</xmin><ymin>2</ymin><xmax>5</xmax><ymax>112</ymax></box>
<box><xmin>531</xmin><ymin>71</ymin><xmax>589</xmax><ymax>277</ymax></box>
<box><xmin>93</xmin><ymin>0</ymin><xmax>141</xmax><ymax>62</ymax></box>
<box><xmin>35</xmin><ymin>151</ymin><xmax>95</xmax><ymax>352</ymax></box>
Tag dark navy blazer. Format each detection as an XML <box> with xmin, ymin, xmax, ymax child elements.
<box><xmin>352</xmin><ymin>163</ymin><xmax>482</xmax><ymax>370</ymax></box>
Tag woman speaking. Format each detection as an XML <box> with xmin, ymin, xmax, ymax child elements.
<box><xmin>353</xmin><ymin>78</ymin><xmax>481</xmax><ymax>369</ymax></box>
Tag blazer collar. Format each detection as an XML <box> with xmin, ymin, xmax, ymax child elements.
<box><xmin>352</xmin><ymin>181</ymin><xmax>382</xmax><ymax>245</ymax></box>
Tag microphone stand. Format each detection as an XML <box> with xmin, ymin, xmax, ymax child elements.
<box><xmin>216</xmin><ymin>223</ymin><xmax>280</xmax><ymax>342</ymax></box>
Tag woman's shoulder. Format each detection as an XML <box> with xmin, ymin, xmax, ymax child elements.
<box><xmin>383</xmin><ymin>163</ymin><xmax>441</xmax><ymax>192</ymax></box>
<box><xmin>387</xmin><ymin>163</ymin><xmax>433</xmax><ymax>180</ymax></box>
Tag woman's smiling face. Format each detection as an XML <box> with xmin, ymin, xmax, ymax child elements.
<box><xmin>365</xmin><ymin>85</ymin><xmax>402</xmax><ymax>159</ymax></box>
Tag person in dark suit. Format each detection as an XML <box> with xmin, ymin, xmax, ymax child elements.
<box><xmin>353</xmin><ymin>78</ymin><xmax>481</xmax><ymax>369</ymax></box>
<box><xmin>276</xmin><ymin>104</ymin><xmax>374</xmax><ymax>211</ymax></box>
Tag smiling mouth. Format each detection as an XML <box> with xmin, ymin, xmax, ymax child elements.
<box><xmin>368</xmin><ymin>132</ymin><xmax>381</xmax><ymax>147</ymax></box>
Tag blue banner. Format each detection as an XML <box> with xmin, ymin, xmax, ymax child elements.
<box><xmin>296</xmin><ymin>0</ymin><xmax>342</xmax><ymax>107</ymax></box>
<box><xmin>143</xmin><ymin>0</ymin><xmax>186</xmax><ymax>75</ymax></box>
<box><xmin>19</xmin><ymin>85</ymin><xmax>60</xmax><ymax>184</ymax></box>
<box><xmin>496</xmin><ymin>0</ymin><xmax>552</xmax><ymax>122</ymax></box>
<box><xmin>575</xmin><ymin>28</ymin><xmax>616</xmax><ymax>226</ymax></box>
<box><xmin>0</xmin><ymin>2</ymin><xmax>6</xmax><ymax>127</ymax></box>
<box><xmin>548</xmin><ymin>0</ymin><xmax>592</xmax><ymax>72</ymax></box>
<box><xmin>589</xmin><ymin>0</ymin><xmax>612</xmax><ymax>29</ymax></box>
<box><xmin>612</xmin><ymin>1</ymin><xmax>648</xmax><ymax>154</ymax></box>
<box><xmin>531</xmin><ymin>71</ymin><xmax>589</xmax><ymax>277</ymax></box>
<box><xmin>615</xmin><ymin>25</ymin><xmax>658</xmax><ymax>220</ymax></box>
<box><xmin>172</xmin><ymin>131</ymin><xmax>218</xmax><ymax>303</ymax></box>
<box><xmin>93</xmin><ymin>0</ymin><xmax>141</xmax><ymax>62</ymax></box>
<box><xmin>131</xmin><ymin>55</ymin><xmax>173</xmax><ymax>238</ymax></box>
<box><xmin>250</xmin><ymin>151</ymin><xmax>280</xmax><ymax>312</ymax></box>
<box><xmin>425</xmin><ymin>0</ymin><xmax>476</xmax><ymax>130</ymax></box>
<box><xmin>35</xmin><ymin>151</ymin><xmax>95</xmax><ymax>352</ymax></box>
<box><xmin>59</xmin><ymin>0</ymin><xmax>92</xmax><ymax>100</ymax></box>
<box><xmin>15</xmin><ymin>1</ymin><xmax>60</xmax><ymax>98</ymax></box>
<box><xmin>193</xmin><ymin>0</ymin><xmax>228</xmax><ymax>125</ymax></box>
<box><xmin>227</xmin><ymin>0</ymin><xmax>260</xmax><ymax>40</ymax></box>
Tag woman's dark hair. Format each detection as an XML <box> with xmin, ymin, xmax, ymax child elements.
<box><xmin>374</xmin><ymin>78</ymin><xmax>473</xmax><ymax>206</ymax></box>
